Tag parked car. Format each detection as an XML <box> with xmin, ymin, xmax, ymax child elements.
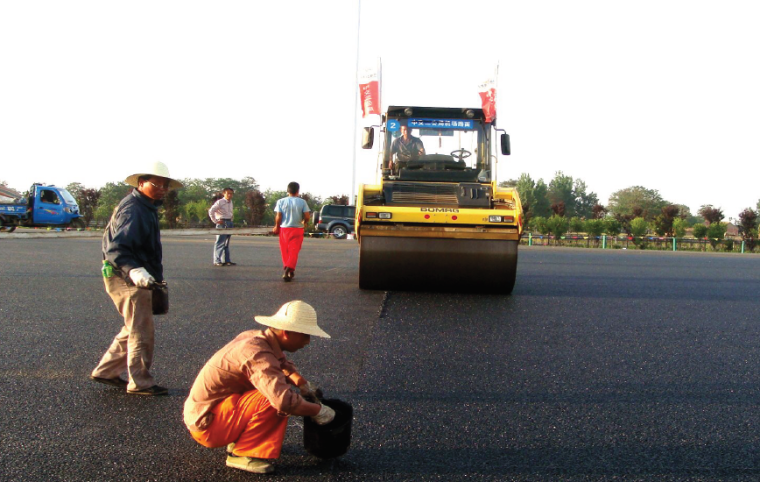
<box><xmin>316</xmin><ymin>204</ymin><xmax>355</xmax><ymax>239</ymax></box>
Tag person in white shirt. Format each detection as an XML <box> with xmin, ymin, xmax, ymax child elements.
<box><xmin>209</xmin><ymin>187</ymin><xmax>236</xmax><ymax>266</ymax></box>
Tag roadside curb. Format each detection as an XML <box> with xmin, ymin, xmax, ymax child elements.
<box><xmin>0</xmin><ymin>227</ymin><xmax>272</xmax><ymax>239</ymax></box>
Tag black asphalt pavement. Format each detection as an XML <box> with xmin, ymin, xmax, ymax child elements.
<box><xmin>1</xmin><ymin>236</ymin><xmax>760</xmax><ymax>481</ymax></box>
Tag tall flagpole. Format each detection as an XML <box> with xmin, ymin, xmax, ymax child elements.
<box><xmin>350</xmin><ymin>0</ymin><xmax>362</xmax><ymax>205</ymax></box>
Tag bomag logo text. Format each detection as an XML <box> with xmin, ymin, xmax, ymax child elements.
<box><xmin>420</xmin><ymin>208</ymin><xmax>459</xmax><ymax>213</ymax></box>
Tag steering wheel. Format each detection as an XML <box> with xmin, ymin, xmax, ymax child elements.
<box><xmin>450</xmin><ymin>149</ymin><xmax>472</xmax><ymax>162</ymax></box>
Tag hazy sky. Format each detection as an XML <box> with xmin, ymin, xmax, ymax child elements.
<box><xmin>2</xmin><ymin>1</ymin><xmax>759</xmax><ymax>220</ymax></box>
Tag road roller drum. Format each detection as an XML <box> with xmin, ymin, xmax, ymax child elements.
<box><xmin>359</xmin><ymin>235</ymin><xmax>518</xmax><ymax>294</ymax></box>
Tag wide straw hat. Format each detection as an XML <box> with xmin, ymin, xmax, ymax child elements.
<box><xmin>255</xmin><ymin>301</ymin><xmax>331</xmax><ymax>338</ymax></box>
<box><xmin>125</xmin><ymin>161</ymin><xmax>184</xmax><ymax>190</ymax></box>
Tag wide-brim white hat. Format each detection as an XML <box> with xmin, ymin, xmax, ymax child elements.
<box><xmin>125</xmin><ymin>161</ymin><xmax>184</xmax><ymax>190</ymax></box>
<box><xmin>255</xmin><ymin>301</ymin><xmax>330</xmax><ymax>338</ymax></box>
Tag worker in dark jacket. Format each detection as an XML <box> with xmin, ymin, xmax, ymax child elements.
<box><xmin>90</xmin><ymin>161</ymin><xmax>183</xmax><ymax>396</ymax></box>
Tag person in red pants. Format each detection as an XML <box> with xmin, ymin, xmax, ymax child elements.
<box><xmin>273</xmin><ymin>182</ymin><xmax>311</xmax><ymax>282</ymax></box>
<box><xmin>183</xmin><ymin>301</ymin><xmax>335</xmax><ymax>474</ymax></box>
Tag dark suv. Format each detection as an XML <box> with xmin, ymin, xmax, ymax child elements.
<box><xmin>316</xmin><ymin>205</ymin><xmax>355</xmax><ymax>239</ymax></box>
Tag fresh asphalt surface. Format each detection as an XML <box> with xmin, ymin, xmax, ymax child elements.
<box><xmin>1</xmin><ymin>235</ymin><xmax>760</xmax><ymax>481</ymax></box>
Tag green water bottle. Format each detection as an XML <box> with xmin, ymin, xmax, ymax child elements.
<box><xmin>102</xmin><ymin>260</ymin><xmax>114</xmax><ymax>278</ymax></box>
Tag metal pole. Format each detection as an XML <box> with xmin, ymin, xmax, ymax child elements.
<box><xmin>350</xmin><ymin>0</ymin><xmax>362</xmax><ymax>204</ymax></box>
<box><xmin>672</xmin><ymin>237</ymin><xmax>676</xmax><ymax>251</ymax></box>
<box><xmin>602</xmin><ymin>235</ymin><xmax>606</xmax><ymax>249</ymax></box>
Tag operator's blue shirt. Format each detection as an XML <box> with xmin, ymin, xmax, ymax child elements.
<box><xmin>102</xmin><ymin>189</ymin><xmax>164</xmax><ymax>282</ymax></box>
<box><xmin>274</xmin><ymin>196</ymin><xmax>310</xmax><ymax>228</ymax></box>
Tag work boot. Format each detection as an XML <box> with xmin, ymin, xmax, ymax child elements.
<box><xmin>226</xmin><ymin>454</ymin><xmax>274</xmax><ymax>474</ymax></box>
<box><xmin>127</xmin><ymin>385</ymin><xmax>169</xmax><ymax>396</ymax></box>
<box><xmin>89</xmin><ymin>375</ymin><xmax>128</xmax><ymax>389</ymax></box>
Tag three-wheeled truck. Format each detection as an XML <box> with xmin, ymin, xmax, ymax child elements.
<box><xmin>0</xmin><ymin>184</ymin><xmax>84</xmax><ymax>232</ymax></box>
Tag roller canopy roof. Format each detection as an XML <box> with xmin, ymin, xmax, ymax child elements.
<box><xmin>386</xmin><ymin>106</ymin><xmax>487</xmax><ymax>122</ymax></box>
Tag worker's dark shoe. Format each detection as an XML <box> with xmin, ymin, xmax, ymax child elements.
<box><xmin>214</xmin><ymin>263</ymin><xmax>225</xmax><ymax>267</ymax></box>
<box><xmin>282</xmin><ymin>268</ymin><xmax>291</xmax><ymax>282</ymax></box>
<box><xmin>286</xmin><ymin>268</ymin><xmax>295</xmax><ymax>280</ymax></box>
<box><xmin>226</xmin><ymin>454</ymin><xmax>274</xmax><ymax>474</ymax></box>
<box><xmin>224</xmin><ymin>262</ymin><xmax>237</xmax><ymax>266</ymax></box>
<box><xmin>127</xmin><ymin>385</ymin><xmax>169</xmax><ymax>396</ymax></box>
<box><xmin>90</xmin><ymin>375</ymin><xmax>128</xmax><ymax>389</ymax></box>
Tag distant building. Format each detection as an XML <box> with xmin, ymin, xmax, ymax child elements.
<box><xmin>726</xmin><ymin>223</ymin><xmax>739</xmax><ymax>237</ymax></box>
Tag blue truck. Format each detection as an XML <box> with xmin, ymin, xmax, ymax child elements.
<box><xmin>0</xmin><ymin>184</ymin><xmax>84</xmax><ymax>232</ymax></box>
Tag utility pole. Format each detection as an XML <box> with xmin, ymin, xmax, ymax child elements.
<box><xmin>350</xmin><ymin>0</ymin><xmax>362</xmax><ymax>204</ymax></box>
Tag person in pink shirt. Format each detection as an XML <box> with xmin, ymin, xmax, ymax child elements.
<box><xmin>183</xmin><ymin>300</ymin><xmax>334</xmax><ymax>474</ymax></box>
<box><xmin>208</xmin><ymin>187</ymin><xmax>236</xmax><ymax>266</ymax></box>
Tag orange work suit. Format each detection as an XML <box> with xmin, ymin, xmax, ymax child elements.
<box><xmin>190</xmin><ymin>389</ymin><xmax>288</xmax><ymax>459</ymax></box>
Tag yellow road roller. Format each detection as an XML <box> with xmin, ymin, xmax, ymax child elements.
<box><xmin>356</xmin><ymin>106</ymin><xmax>523</xmax><ymax>294</ymax></box>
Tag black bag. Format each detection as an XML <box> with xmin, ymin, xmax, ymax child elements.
<box><xmin>303</xmin><ymin>398</ymin><xmax>353</xmax><ymax>459</ymax></box>
<box><xmin>151</xmin><ymin>281</ymin><xmax>169</xmax><ymax>315</ymax></box>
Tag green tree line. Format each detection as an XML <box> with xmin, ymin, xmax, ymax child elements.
<box><xmin>502</xmin><ymin>171</ymin><xmax>760</xmax><ymax>251</ymax></box>
<box><xmin>61</xmin><ymin>178</ymin><xmax>349</xmax><ymax>230</ymax></box>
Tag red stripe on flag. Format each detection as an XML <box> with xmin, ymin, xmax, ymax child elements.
<box><xmin>479</xmin><ymin>88</ymin><xmax>496</xmax><ymax>123</ymax></box>
<box><xmin>360</xmin><ymin>80</ymin><xmax>380</xmax><ymax>117</ymax></box>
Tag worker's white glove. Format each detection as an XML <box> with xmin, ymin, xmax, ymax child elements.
<box><xmin>312</xmin><ymin>404</ymin><xmax>336</xmax><ymax>425</ymax></box>
<box><xmin>129</xmin><ymin>267</ymin><xmax>155</xmax><ymax>288</ymax></box>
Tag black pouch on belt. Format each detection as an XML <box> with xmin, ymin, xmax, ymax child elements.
<box><xmin>151</xmin><ymin>281</ymin><xmax>169</xmax><ymax>315</ymax></box>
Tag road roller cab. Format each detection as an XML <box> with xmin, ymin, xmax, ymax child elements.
<box><xmin>357</xmin><ymin>106</ymin><xmax>523</xmax><ymax>294</ymax></box>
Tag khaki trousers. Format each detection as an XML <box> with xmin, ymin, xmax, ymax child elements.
<box><xmin>92</xmin><ymin>276</ymin><xmax>155</xmax><ymax>391</ymax></box>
